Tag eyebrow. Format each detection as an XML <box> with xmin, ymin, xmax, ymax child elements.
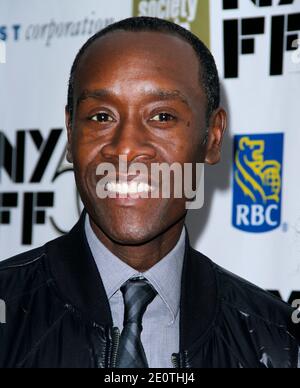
<box><xmin>77</xmin><ymin>88</ymin><xmax>191</xmax><ymax>108</ymax></box>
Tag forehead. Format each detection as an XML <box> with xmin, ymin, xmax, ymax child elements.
<box><xmin>74</xmin><ymin>30</ymin><xmax>203</xmax><ymax>101</ymax></box>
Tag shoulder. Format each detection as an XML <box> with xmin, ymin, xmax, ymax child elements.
<box><xmin>0</xmin><ymin>236</ymin><xmax>65</xmax><ymax>301</ymax></box>
<box><xmin>190</xmin><ymin>248</ymin><xmax>299</xmax><ymax>340</ymax></box>
<box><xmin>0</xmin><ymin>246</ymin><xmax>46</xmax><ymax>272</ymax></box>
<box><xmin>215</xmin><ymin>263</ymin><xmax>293</xmax><ymax>325</ymax></box>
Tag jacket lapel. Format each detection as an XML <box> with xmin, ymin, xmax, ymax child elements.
<box><xmin>180</xmin><ymin>234</ymin><xmax>218</xmax><ymax>353</ymax></box>
<box><xmin>46</xmin><ymin>211</ymin><xmax>113</xmax><ymax>327</ymax></box>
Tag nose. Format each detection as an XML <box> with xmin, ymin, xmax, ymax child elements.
<box><xmin>100</xmin><ymin>117</ymin><xmax>156</xmax><ymax>163</ymax></box>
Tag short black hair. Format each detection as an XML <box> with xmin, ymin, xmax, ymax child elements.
<box><xmin>67</xmin><ymin>17</ymin><xmax>220</xmax><ymax>122</ymax></box>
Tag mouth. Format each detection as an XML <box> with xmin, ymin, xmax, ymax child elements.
<box><xmin>97</xmin><ymin>174</ymin><xmax>159</xmax><ymax>202</ymax></box>
<box><xmin>105</xmin><ymin>181</ymin><xmax>153</xmax><ymax>196</ymax></box>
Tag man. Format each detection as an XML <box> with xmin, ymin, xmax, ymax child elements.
<box><xmin>0</xmin><ymin>17</ymin><xmax>299</xmax><ymax>368</ymax></box>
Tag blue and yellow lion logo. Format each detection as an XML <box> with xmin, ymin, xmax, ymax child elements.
<box><xmin>233</xmin><ymin>133</ymin><xmax>284</xmax><ymax>233</ymax></box>
<box><xmin>235</xmin><ymin>137</ymin><xmax>281</xmax><ymax>204</ymax></box>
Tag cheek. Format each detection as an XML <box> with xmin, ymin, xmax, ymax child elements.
<box><xmin>161</xmin><ymin>124</ymin><xmax>204</xmax><ymax>163</ymax></box>
<box><xmin>72</xmin><ymin>133</ymin><xmax>102</xmax><ymax>175</ymax></box>
<box><xmin>183</xmin><ymin>134</ymin><xmax>206</xmax><ymax>163</ymax></box>
<box><xmin>162</xmin><ymin>141</ymin><xmax>202</xmax><ymax>165</ymax></box>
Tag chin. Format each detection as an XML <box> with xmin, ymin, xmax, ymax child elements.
<box><xmin>90</xmin><ymin>212</ymin><xmax>159</xmax><ymax>246</ymax></box>
<box><xmin>105</xmin><ymin>222</ymin><xmax>160</xmax><ymax>246</ymax></box>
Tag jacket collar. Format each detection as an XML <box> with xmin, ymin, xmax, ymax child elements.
<box><xmin>46</xmin><ymin>211</ymin><xmax>113</xmax><ymax>326</ymax></box>
<box><xmin>46</xmin><ymin>212</ymin><xmax>218</xmax><ymax>351</ymax></box>
<box><xmin>180</xmin><ymin>235</ymin><xmax>219</xmax><ymax>352</ymax></box>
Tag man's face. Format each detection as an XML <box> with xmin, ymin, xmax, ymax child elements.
<box><xmin>66</xmin><ymin>31</ymin><xmax>225</xmax><ymax>245</ymax></box>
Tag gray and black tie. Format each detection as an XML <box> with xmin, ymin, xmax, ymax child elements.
<box><xmin>116</xmin><ymin>278</ymin><xmax>157</xmax><ymax>368</ymax></box>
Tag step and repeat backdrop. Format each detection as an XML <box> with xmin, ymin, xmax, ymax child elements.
<box><xmin>0</xmin><ymin>0</ymin><xmax>300</xmax><ymax>303</ymax></box>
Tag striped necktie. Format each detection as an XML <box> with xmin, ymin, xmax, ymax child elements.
<box><xmin>116</xmin><ymin>278</ymin><xmax>157</xmax><ymax>368</ymax></box>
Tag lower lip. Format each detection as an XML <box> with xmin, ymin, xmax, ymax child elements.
<box><xmin>106</xmin><ymin>191</ymin><xmax>153</xmax><ymax>206</ymax></box>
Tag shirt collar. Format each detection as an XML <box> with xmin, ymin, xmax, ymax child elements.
<box><xmin>85</xmin><ymin>215</ymin><xmax>186</xmax><ymax>323</ymax></box>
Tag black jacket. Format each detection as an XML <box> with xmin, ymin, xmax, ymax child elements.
<box><xmin>0</xmin><ymin>213</ymin><xmax>299</xmax><ymax>368</ymax></box>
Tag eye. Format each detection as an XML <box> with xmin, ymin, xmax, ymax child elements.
<box><xmin>150</xmin><ymin>113</ymin><xmax>176</xmax><ymax>122</ymax></box>
<box><xmin>90</xmin><ymin>113</ymin><xmax>114</xmax><ymax>123</ymax></box>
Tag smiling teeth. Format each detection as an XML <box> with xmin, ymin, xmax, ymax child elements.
<box><xmin>105</xmin><ymin>182</ymin><xmax>152</xmax><ymax>195</ymax></box>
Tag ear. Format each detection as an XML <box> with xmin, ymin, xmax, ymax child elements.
<box><xmin>205</xmin><ymin>108</ymin><xmax>227</xmax><ymax>165</ymax></box>
<box><xmin>65</xmin><ymin>106</ymin><xmax>74</xmax><ymax>164</ymax></box>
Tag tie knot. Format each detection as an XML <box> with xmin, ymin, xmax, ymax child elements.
<box><xmin>121</xmin><ymin>278</ymin><xmax>157</xmax><ymax>325</ymax></box>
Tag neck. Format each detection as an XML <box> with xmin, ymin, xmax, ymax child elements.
<box><xmin>90</xmin><ymin>219</ymin><xmax>185</xmax><ymax>272</ymax></box>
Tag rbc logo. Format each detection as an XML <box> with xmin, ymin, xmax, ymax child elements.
<box><xmin>232</xmin><ymin>134</ymin><xmax>284</xmax><ymax>233</ymax></box>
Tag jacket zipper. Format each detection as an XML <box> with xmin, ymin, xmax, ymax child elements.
<box><xmin>172</xmin><ymin>351</ymin><xmax>189</xmax><ymax>368</ymax></box>
<box><xmin>110</xmin><ymin>327</ymin><xmax>120</xmax><ymax>368</ymax></box>
<box><xmin>183</xmin><ymin>350</ymin><xmax>190</xmax><ymax>368</ymax></box>
<box><xmin>172</xmin><ymin>354</ymin><xmax>180</xmax><ymax>368</ymax></box>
